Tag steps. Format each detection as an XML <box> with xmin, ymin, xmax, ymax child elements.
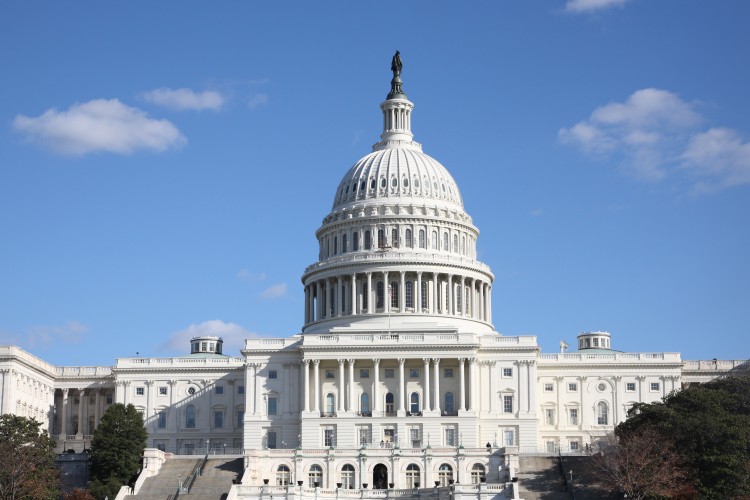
<box><xmin>125</xmin><ymin>458</ymin><xmax>201</xmax><ymax>499</ymax></box>
<box><xmin>179</xmin><ymin>458</ymin><xmax>244</xmax><ymax>500</ymax></box>
<box><xmin>516</xmin><ymin>456</ymin><xmax>571</xmax><ymax>500</ymax></box>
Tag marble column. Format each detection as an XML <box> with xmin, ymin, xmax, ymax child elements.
<box><xmin>338</xmin><ymin>360</ymin><xmax>345</xmax><ymax>413</ymax></box>
<box><xmin>399</xmin><ymin>271</ymin><xmax>406</xmax><ymax>312</ymax></box>
<box><xmin>351</xmin><ymin>274</ymin><xmax>357</xmax><ymax>315</ymax></box>
<box><xmin>373</xmin><ymin>359</ymin><xmax>381</xmax><ymax>413</ymax></box>
<box><xmin>303</xmin><ymin>360</ymin><xmax>311</xmax><ymax>412</ymax></box>
<box><xmin>458</xmin><ymin>358</ymin><xmax>466</xmax><ymax>412</ymax></box>
<box><xmin>366</xmin><ymin>272</ymin><xmax>373</xmax><ymax>314</ymax></box>
<box><xmin>433</xmin><ymin>359</ymin><xmax>441</xmax><ymax>413</ymax></box>
<box><xmin>348</xmin><ymin>359</ymin><xmax>355</xmax><ymax>412</ymax></box>
<box><xmin>423</xmin><ymin>358</ymin><xmax>431</xmax><ymax>411</ymax></box>
<box><xmin>313</xmin><ymin>360</ymin><xmax>320</xmax><ymax>412</ymax></box>
<box><xmin>398</xmin><ymin>358</ymin><xmax>406</xmax><ymax>413</ymax></box>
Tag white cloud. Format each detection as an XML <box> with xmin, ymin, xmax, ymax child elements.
<box><xmin>565</xmin><ymin>0</ymin><xmax>630</xmax><ymax>13</ymax></box>
<box><xmin>141</xmin><ymin>87</ymin><xmax>224</xmax><ymax>111</ymax></box>
<box><xmin>560</xmin><ymin>89</ymin><xmax>750</xmax><ymax>192</ymax></box>
<box><xmin>260</xmin><ymin>283</ymin><xmax>287</xmax><ymax>299</ymax></box>
<box><xmin>530</xmin><ymin>208</ymin><xmax>544</xmax><ymax>216</ymax></box>
<box><xmin>160</xmin><ymin>320</ymin><xmax>255</xmax><ymax>356</ymax></box>
<box><xmin>13</xmin><ymin>99</ymin><xmax>186</xmax><ymax>155</ymax></box>
<box><xmin>247</xmin><ymin>93</ymin><xmax>269</xmax><ymax>109</ymax></box>
<box><xmin>237</xmin><ymin>269</ymin><xmax>267</xmax><ymax>283</ymax></box>
<box><xmin>681</xmin><ymin>128</ymin><xmax>750</xmax><ymax>193</ymax></box>
<box><xmin>0</xmin><ymin>321</ymin><xmax>88</xmax><ymax>350</ymax></box>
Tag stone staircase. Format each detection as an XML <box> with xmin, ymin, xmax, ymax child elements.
<box><xmin>516</xmin><ymin>456</ymin><xmax>571</xmax><ymax>500</ymax></box>
<box><xmin>179</xmin><ymin>458</ymin><xmax>244</xmax><ymax>500</ymax></box>
<box><xmin>125</xmin><ymin>457</ymin><xmax>201</xmax><ymax>499</ymax></box>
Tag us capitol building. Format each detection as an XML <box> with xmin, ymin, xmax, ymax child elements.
<box><xmin>0</xmin><ymin>54</ymin><xmax>745</xmax><ymax>496</ymax></box>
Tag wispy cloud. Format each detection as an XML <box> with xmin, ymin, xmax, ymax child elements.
<box><xmin>260</xmin><ymin>283</ymin><xmax>287</xmax><ymax>299</ymax></box>
<box><xmin>13</xmin><ymin>99</ymin><xmax>186</xmax><ymax>155</ymax></box>
<box><xmin>247</xmin><ymin>93</ymin><xmax>269</xmax><ymax>109</ymax></box>
<box><xmin>530</xmin><ymin>208</ymin><xmax>544</xmax><ymax>217</ymax></box>
<box><xmin>0</xmin><ymin>321</ymin><xmax>88</xmax><ymax>350</ymax></box>
<box><xmin>559</xmin><ymin>88</ymin><xmax>750</xmax><ymax>193</ymax></box>
<box><xmin>237</xmin><ymin>269</ymin><xmax>267</xmax><ymax>283</ymax></box>
<box><xmin>565</xmin><ymin>0</ymin><xmax>630</xmax><ymax>13</ymax></box>
<box><xmin>141</xmin><ymin>87</ymin><xmax>224</xmax><ymax>111</ymax></box>
<box><xmin>159</xmin><ymin>320</ymin><xmax>256</xmax><ymax>356</ymax></box>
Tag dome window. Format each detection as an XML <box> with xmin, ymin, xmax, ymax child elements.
<box><xmin>403</xmin><ymin>177</ymin><xmax>409</xmax><ymax>188</ymax></box>
<box><xmin>345</xmin><ymin>185</ymin><xmax>349</xmax><ymax>194</ymax></box>
<box><xmin>380</xmin><ymin>178</ymin><xmax>387</xmax><ymax>189</ymax></box>
<box><xmin>414</xmin><ymin>178</ymin><xmax>420</xmax><ymax>188</ymax></box>
<box><xmin>433</xmin><ymin>181</ymin><xmax>438</xmax><ymax>191</ymax></box>
<box><xmin>360</xmin><ymin>180</ymin><xmax>366</xmax><ymax>192</ymax></box>
<box><xmin>442</xmin><ymin>183</ymin><xmax>446</xmax><ymax>192</ymax></box>
<box><xmin>370</xmin><ymin>178</ymin><xmax>376</xmax><ymax>190</ymax></box>
<box><xmin>391</xmin><ymin>177</ymin><xmax>398</xmax><ymax>188</ymax></box>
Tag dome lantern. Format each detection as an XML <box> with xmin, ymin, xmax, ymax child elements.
<box><xmin>374</xmin><ymin>51</ymin><xmax>416</xmax><ymax>151</ymax></box>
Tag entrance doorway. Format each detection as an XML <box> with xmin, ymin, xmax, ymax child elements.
<box><xmin>373</xmin><ymin>464</ymin><xmax>388</xmax><ymax>489</ymax></box>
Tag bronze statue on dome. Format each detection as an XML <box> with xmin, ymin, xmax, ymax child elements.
<box><xmin>391</xmin><ymin>50</ymin><xmax>403</xmax><ymax>77</ymax></box>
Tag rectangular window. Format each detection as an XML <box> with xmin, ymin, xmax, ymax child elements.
<box><xmin>324</xmin><ymin>428</ymin><xmax>335</xmax><ymax>447</ymax></box>
<box><xmin>159</xmin><ymin>386</ymin><xmax>168</xmax><ymax>396</ymax></box>
<box><xmin>360</xmin><ymin>369</ymin><xmax>370</xmax><ymax>379</ymax></box>
<box><xmin>385</xmin><ymin>368</ymin><xmax>395</xmax><ymax>379</ymax></box>
<box><xmin>156</xmin><ymin>443</ymin><xmax>166</xmax><ymax>452</ymax></box>
<box><xmin>444</xmin><ymin>427</ymin><xmax>456</xmax><ymax>446</ymax></box>
<box><xmin>215</xmin><ymin>386</ymin><xmax>224</xmax><ymax>395</ymax></box>
<box><xmin>269</xmin><ymin>370</ymin><xmax>278</xmax><ymax>379</ymax></box>
<box><xmin>410</xmin><ymin>427</ymin><xmax>421</xmax><ymax>448</ymax></box>
<box><xmin>503</xmin><ymin>395</ymin><xmax>513</xmax><ymax>413</ymax></box>
<box><xmin>545</xmin><ymin>408</ymin><xmax>555</xmax><ymax>425</ymax></box>
<box><xmin>214</xmin><ymin>411</ymin><xmax>223</xmax><ymax>429</ymax></box>
<box><xmin>268</xmin><ymin>397</ymin><xmax>277</xmax><ymax>415</ymax></box>
<box><xmin>267</xmin><ymin>430</ymin><xmax>277</xmax><ymax>449</ymax></box>
<box><xmin>626</xmin><ymin>382</ymin><xmax>636</xmax><ymax>392</ymax></box>
<box><xmin>544</xmin><ymin>383</ymin><xmax>554</xmax><ymax>392</ymax></box>
<box><xmin>326</xmin><ymin>369</ymin><xmax>335</xmax><ymax>379</ymax></box>
<box><xmin>158</xmin><ymin>412</ymin><xmax>166</xmax><ymax>429</ymax></box>
<box><xmin>358</xmin><ymin>426</ymin><xmax>371</xmax><ymax>446</ymax></box>
<box><xmin>569</xmin><ymin>408</ymin><xmax>579</xmax><ymax>425</ymax></box>
<box><xmin>503</xmin><ymin>368</ymin><xmax>513</xmax><ymax>378</ymax></box>
<box><xmin>504</xmin><ymin>429</ymin><xmax>514</xmax><ymax>446</ymax></box>
<box><xmin>569</xmin><ymin>441</ymin><xmax>580</xmax><ymax>452</ymax></box>
<box><xmin>650</xmin><ymin>382</ymin><xmax>660</xmax><ymax>391</ymax></box>
<box><xmin>568</xmin><ymin>383</ymin><xmax>578</xmax><ymax>392</ymax></box>
<box><xmin>106</xmin><ymin>396</ymin><xmax>113</xmax><ymax>405</ymax></box>
<box><xmin>238</xmin><ymin>385</ymin><xmax>245</xmax><ymax>395</ymax></box>
<box><xmin>136</xmin><ymin>387</ymin><xmax>144</xmax><ymax>396</ymax></box>
<box><xmin>444</xmin><ymin>368</ymin><xmax>454</xmax><ymax>378</ymax></box>
<box><xmin>409</xmin><ymin>368</ymin><xmax>419</xmax><ymax>378</ymax></box>
<box><xmin>237</xmin><ymin>410</ymin><xmax>244</xmax><ymax>428</ymax></box>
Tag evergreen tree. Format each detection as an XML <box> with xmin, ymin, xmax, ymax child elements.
<box><xmin>0</xmin><ymin>414</ymin><xmax>59</xmax><ymax>500</ymax></box>
<box><xmin>89</xmin><ymin>404</ymin><xmax>147</xmax><ymax>500</ymax></box>
<box><xmin>618</xmin><ymin>374</ymin><xmax>750</xmax><ymax>498</ymax></box>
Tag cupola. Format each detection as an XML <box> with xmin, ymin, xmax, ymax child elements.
<box><xmin>190</xmin><ymin>335</ymin><xmax>224</xmax><ymax>355</ymax></box>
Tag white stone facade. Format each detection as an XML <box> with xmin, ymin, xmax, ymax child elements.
<box><xmin>0</xmin><ymin>58</ymin><xmax>746</xmax><ymax>498</ymax></box>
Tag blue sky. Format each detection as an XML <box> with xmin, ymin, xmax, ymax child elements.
<box><xmin>1</xmin><ymin>1</ymin><xmax>748</xmax><ymax>366</ymax></box>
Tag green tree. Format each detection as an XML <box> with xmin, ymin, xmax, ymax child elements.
<box><xmin>0</xmin><ymin>414</ymin><xmax>59</xmax><ymax>500</ymax></box>
<box><xmin>89</xmin><ymin>404</ymin><xmax>147</xmax><ymax>500</ymax></box>
<box><xmin>619</xmin><ymin>374</ymin><xmax>750</xmax><ymax>498</ymax></box>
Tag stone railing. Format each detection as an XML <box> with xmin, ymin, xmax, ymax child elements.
<box><xmin>54</xmin><ymin>366</ymin><xmax>112</xmax><ymax>377</ymax></box>
<box><xmin>538</xmin><ymin>352</ymin><xmax>682</xmax><ymax>363</ymax></box>
<box><xmin>0</xmin><ymin>346</ymin><xmax>58</xmax><ymax>374</ymax></box>
<box><xmin>303</xmin><ymin>251</ymin><xmax>493</xmax><ymax>276</ymax></box>
<box><xmin>115</xmin><ymin>356</ymin><xmax>244</xmax><ymax>368</ymax></box>
<box><xmin>682</xmin><ymin>359</ymin><xmax>748</xmax><ymax>371</ymax></box>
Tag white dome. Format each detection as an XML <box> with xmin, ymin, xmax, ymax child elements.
<box><xmin>331</xmin><ymin>147</ymin><xmax>464</xmax><ymax>212</ymax></box>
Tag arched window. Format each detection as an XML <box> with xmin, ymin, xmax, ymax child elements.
<box><xmin>405</xmin><ymin>228</ymin><xmax>413</xmax><ymax>248</ymax></box>
<box><xmin>462</xmin><ymin>236</ymin><xmax>466</xmax><ymax>255</ymax></box>
<box><xmin>406</xmin><ymin>464</ymin><xmax>420</xmax><ymax>488</ymax></box>
<box><xmin>456</xmin><ymin>285</ymin><xmax>462</xmax><ymax>314</ymax></box>
<box><xmin>334</xmin><ymin>236</ymin><xmax>338</xmax><ymax>255</ymax></box>
<box><xmin>453</xmin><ymin>234</ymin><xmax>458</xmax><ymax>253</ymax></box>
<box><xmin>308</xmin><ymin>464</ymin><xmax>323</xmax><ymax>487</ymax></box>
<box><xmin>185</xmin><ymin>405</ymin><xmax>196</xmax><ymax>429</ymax></box>
<box><xmin>365</xmin><ymin>230</ymin><xmax>371</xmax><ymax>250</ymax></box>
<box><xmin>353</xmin><ymin>231</ymin><xmax>359</xmax><ymax>251</ymax></box>
<box><xmin>378</xmin><ymin>229</ymin><xmax>385</xmax><ymax>248</ymax></box>
<box><xmin>421</xmin><ymin>281</ymin><xmax>428</xmax><ymax>310</ymax></box>
<box><xmin>362</xmin><ymin>282</ymin><xmax>369</xmax><ymax>310</ymax></box>
<box><xmin>325</xmin><ymin>393</ymin><xmax>336</xmax><ymax>415</ymax></box>
<box><xmin>391</xmin><ymin>228</ymin><xmax>399</xmax><ymax>248</ymax></box>
<box><xmin>445</xmin><ymin>392</ymin><xmax>455</xmax><ymax>413</ymax></box>
<box><xmin>597</xmin><ymin>402</ymin><xmax>609</xmax><ymax>425</ymax></box>
<box><xmin>376</xmin><ymin>282</ymin><xmax>384</xmax><ymax>309</ymax></box>
<box><xmin>438</xmin><ymin>464</ymin><xmax>453</xmax><ymax>487</ymax></box>
<box><xmin>405</xmin><ymin>281</ymin><xmax>413</xmax><ymax>308</ymax></box>
<box><xmin>419</xmin><ymin>229</ymin><xmax>426</xmax><ymax>249</ymax></box>
<box><xmin>410</xmin><ymin>392</ymin><xmax>420</xmax><ymax>415</ymax></box>
<box><xmin>432</xmin><ymin>231</ymin><xmax>438</xmax><ymax>249</ymax></box>
<box><xmin>276</xmin><ymin>465</ymin><xmax>291</xmax><ymax>485</ymax></box>
<box><xmin>342</xmin><ymin>234</ymin><xmax>348</xmax><ymax>253</ymax></box>
<box><xmin>341</xmin><ymin>464</ymin><xmax>355</xmax><ymax>489</ymax></box>
<box><xmin>390</xmin><ymin>281</ymin><xmax>399</xmax><ymax>308</ymax></box>
<box><xmin>360</xmin><ymin>393</ymin><xmax>370</xmax><ymax>414</ymax></box>
<box><xmin>443</xmin><ymin>233</ymin><xmax>449</xmax><ymax>251</ymax></box>
<box><xmin>370</xmin><ymin>178</ymin><xmax>376</xmax><ymax>190</ymax></box>
<box><xmin>385</xmin><ymin>393</ymin><xmax>395</xmax><ymax>414</ymax></box>
<box><xmin>470</xmin><ymin>463</ymin><xmax>486</xmax><ymax>484</ymax></box>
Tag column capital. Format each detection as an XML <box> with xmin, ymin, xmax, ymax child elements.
<box><xmin>302</xmin><ymin>359</ymin><xmax>311</xmax><ymax>366</ymax></box>
<box><xmin>432</xmin><ymin>358</ymin><xmax>441</xmax><ymax>365</ymax></box>
<box><xmin>366</xmin><ymin>271</ymin><xmax>372</xmax><ymax>277</ymax></box>
<box><xmin>373</xmin><ymin>358</ymin><xmax>380</xmax><ymax>365</ymax></box>
<box><xmin>423</xmin><ymin>358</ymin><xmax>431</xmax><ymax>364</ymax></box>
<box><xmin>397</xmin><ymin>358</ymin><xmax>406</xmax><ymax>365</ymax></box>
<box><xmin>346</xmin><ymin>359</ymin><xmax>355</xmax><ymax>365</ymax></box>
<box><xmin>458</xmin><ymin>358</ymin><xmax>466</xmax><ymax>364</ymax></box>
<box><xmin>313</xmin><ymin>359</ymin><xmax>321</xmax><ymax>366</ymax></box>
<box><xmin>338</xmin><ymin>359</ymin><xmax>345</xmax><ymax>366</ymax></box>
